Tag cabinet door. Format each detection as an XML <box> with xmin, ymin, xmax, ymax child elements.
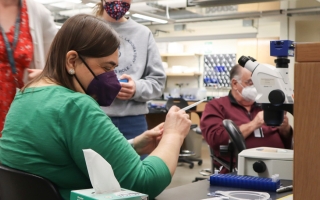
<box><xmin>257</xmin><ymin>38</ymin><xmax>279</xmax><ymax>65</ymax></box>
<box><xmin>238</xmin><ymin>2</ymin><xmax>280</xmax><ymax>12</ymax></box>
<box><xmin>294</xmin><ymin>62</ymin><xmax>320</xmax><ymax>200</ymax></box>
<box><xmin>237</xmin><ymin>38</ymin><xmax>279</xmax><ymax>66</ymax></box>
<box><xmin>237</xmin><ymin>39</ymin><xmax>258</xmax><ymax>63</ymax></box>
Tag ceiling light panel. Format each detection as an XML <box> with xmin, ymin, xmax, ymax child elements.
<box><xmin>59</xmin><ymin>8</ymin><xmax>93</xmax><ymax>16</ymax></box>
<box><xmin>132</xmin><ymin>13</ymin><xmax>168</xmax><ymax>23</ymax></box>
<box><xmin>66</xmin><ymin>0</ymin><xmax>82</xmax><ymax>3</ymax></box>
<box><xmin>130</xmin><ymin>2</ymin><xmax>159</xmax><ymax>12</ymax></box>
<box><xmin>50</xmin><ymin>2</ymin><xmax>83</xmax><ymax>9</ymax></box>
<box><xmin>34</xmin><ymin>0</ymin><xmax>64</xmax><ymax>4</ymax></box>
<box><xmin>156</xmin><ymin>0</ymin><xmax>186</xmax><ymax>8</ymax></box>
<box><xmin>86</xmin><ymin>3</ymin><xmax>96</xmax><ymax>7</ymax></box>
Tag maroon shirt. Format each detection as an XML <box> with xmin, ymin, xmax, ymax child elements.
<box><xmin>200</xmin><ymin>92</ymin><xmax>292</xmax><ymax>172</ymax></box>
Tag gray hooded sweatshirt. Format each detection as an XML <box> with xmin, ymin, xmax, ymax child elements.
<box><xmin>101</xmin><ymin>18</ymin><xmax>166</xmax><ymax>117</ymax></box>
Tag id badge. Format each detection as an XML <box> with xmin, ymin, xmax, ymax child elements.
<box><xmin>254</xmin><ymin>127</ymin><xmax>264</xmax><ymax>138</ymax></box>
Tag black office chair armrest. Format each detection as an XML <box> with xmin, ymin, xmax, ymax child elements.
<box><xmin>212</xmin><ymin>156</ymin><xmax>231</xmax><ymax>171</ymax></box>
<box><xmin>212</xmin><ymin>144</ymin><xmax>234</xmax><ymax>172</ymax></box>
<box><xmin>222</xmin><ymin>119</ymin><xmax>246</xmax><ymax>153</ymax></box>
<box><xmin>190</xmin><ymin>124</ymin><xmax>198</xmax><ymax>129</ymax></box>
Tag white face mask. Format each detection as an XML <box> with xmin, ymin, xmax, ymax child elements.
<box><xmin>238</xmin><ymin>83</ymin><xmax>258</xmax><ymax>102</ymax></box>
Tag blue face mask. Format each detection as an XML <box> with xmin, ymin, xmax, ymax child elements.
<box><xmin>104</xmin><ymin>1</ymin><xmax>131</xmax><ymax>20</ymax></box>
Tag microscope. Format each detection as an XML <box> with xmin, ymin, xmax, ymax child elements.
<box><xmin>238</xmin><ymin>40</ymin><xmax>295</xmax><ymax>126</ymax></box>
<box><xmin>236</xmin><ymin>41</ymin><xmax>295</xmax><ymax>180</ymax></box>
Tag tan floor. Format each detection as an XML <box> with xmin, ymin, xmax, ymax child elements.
<box><xmin>166</xmin><ymin>140</ymin><xmax>212</xmax><ymax>189</ymax></box>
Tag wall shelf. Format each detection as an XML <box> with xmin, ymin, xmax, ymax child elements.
<box><xmin>206</xmin><ymin>86</ymin><xmax>231</xmax><ymax>90</ymax></box>
<box><xmin>166</xmin><ymin>72</ymin><xmax>202</xmax><ymax>77</ymax></box>
<box><xmin>161</xmin><ymin>52</ymin><xmax>204</xmax><ymax>88</ymax></box>
<box><xmin>161</xmin><ymin>53</ymin><xmax>202</xmax><ymax>57</ymax></box>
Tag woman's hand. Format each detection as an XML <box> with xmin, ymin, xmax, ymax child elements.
<box><xmin>148</xmin><ymin>106</ymin><xmax>192</xmax><ymax>176</ymax></box>
<box><xmin>133</xmin><ymin>123</ymin><xmax>164</xmax><ymax>155</ymax></box>
<box><xmin>163</xmin><ymin>106</ymin><xmax>191</xmax><ymax>140</ymax></box>
<box><xmin>117</xmin><ymin>74</ymin><xmax>136</xmax><ymax>100</ymax></box>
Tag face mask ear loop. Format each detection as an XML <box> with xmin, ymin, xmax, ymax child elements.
<box><xmin>236</xmin><ymin>80</ymin><xmax>250</xmax><ymax>101</ymax></box>
<box><xmin>74</xmin><ymin>74</ymin><xmax>87</xmax><ymax>93</ymax></box>
<box><xmin>237</xmin><ymin>81</ymin><xmax>245</xmax><ymax>89</ymax></box>
<box><xmin>74</xmin><ymin>55</ymin><xmax>97</xmax><ymax>93</ymax></box>
<box><xmin>78</xmin><ymin>55</ymin><xmax>98</xmax><ymax>80</ymax></box>
<box><xmin>235</xmin><ymin>80</ymin><xmax>243</xmax><ymax>91</ymax></box>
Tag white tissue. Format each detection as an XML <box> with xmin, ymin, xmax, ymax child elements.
<box><xmin>83</xmin><ymin>149</ymin><xmax>121</xmax><ymax>194</ymax></box>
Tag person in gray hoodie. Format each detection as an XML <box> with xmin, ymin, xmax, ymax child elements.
<box><xmin>94</xmin><ymin>0</ymin><xmax>166</xmax><ymax>147</ymax></box>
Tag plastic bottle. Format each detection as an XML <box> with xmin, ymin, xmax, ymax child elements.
<box><xmin>197</xmin><ymin>88</ymin><xmax>207</xmax><ymax>100</ymax></box>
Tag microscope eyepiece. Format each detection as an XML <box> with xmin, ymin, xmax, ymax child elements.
<box><xmin>248</xmin><ymin>56</ymin><xmax>257</xmax><ymax>62</ymax></box>
<box><xmin>238</xmin><ymin>56</ymin><xmax>250</xmax><ymax>68</ymax></box>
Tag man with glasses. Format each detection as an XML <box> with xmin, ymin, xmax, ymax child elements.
<box><xmin>200</xmin><ymin>64</ymin><xmax>293</xmax><ymax>173</ymax></box>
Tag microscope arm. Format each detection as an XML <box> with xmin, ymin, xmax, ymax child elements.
<box><xmin>262</xmin><ymin>104</ymin><xmax>293</xmax><ymax>116</ymax></box>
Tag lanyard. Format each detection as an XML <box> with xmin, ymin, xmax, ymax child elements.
<box><xmin>0</xmin><ymin>0</ymin><xmax>22</xmax><ymax>75</ymax></box>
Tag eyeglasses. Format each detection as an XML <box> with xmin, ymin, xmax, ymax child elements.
<box><xmin>243</xmin><ymin>79</ymin><xmax>253</xmax><ymax>86</ymax></box>
<box><xmin>233</xmin><ymin>78</ymin><xmax>254</xmax><ymax>86</ymax></box>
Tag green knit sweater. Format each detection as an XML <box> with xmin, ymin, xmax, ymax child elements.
<box><xmin>0</xmin><ymin>86</ymin><xmax>171</xmax><ymax>200</ymax></box>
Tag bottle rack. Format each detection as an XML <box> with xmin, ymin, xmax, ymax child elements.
<box><xmin>203</xmin><ymin>54</ymin><xmax>236</xmax><ymax>88</ymax></box>
<box><xmin>210</xmin><ymin>174</ymin><xmax>281</xmax><ymax>192</ymax></box>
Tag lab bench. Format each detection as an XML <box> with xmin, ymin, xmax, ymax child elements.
<box><xmin>145</xmin><ymin>99</ymin><xmax>207</xmax><ymax>130</ymax></box>
<box><xmin>156</xmin><ymin>178</ymin><xmax>292</xmax><ymax>200</ymax></box>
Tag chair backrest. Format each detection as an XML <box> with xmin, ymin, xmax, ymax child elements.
<box><xmin>222</xmin><ymin>119</ymin><xmax>246</xmax><ymax>153</ymax></box>
<box><xmin>208</xmin><ymin>120</ymin><xmax>246</xmax><ymax>173</ymax></box>
<box><xmin>165</xmin><ymin>98</ymin><xmax>189</xmax><ymax>110</ymax></box>
<box><xmin>210</xmin><ymin>145</ymin><xmax>232</xmax><ymax>172</ymax></box>
<box><xmin>208</xmin><ymin>146</ymin><xmax>215</xmax><ymax>173</ymax></box>
<box><xmin>0</xmin><ymin>164</ymin><xmax>63</xmax><ymax>200</ymax></box>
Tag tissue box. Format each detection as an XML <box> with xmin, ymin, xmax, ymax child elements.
<box><xmin>70</xmin><ymin>188</ymin><xmax>148</xmax><ymax>200</ymax></box>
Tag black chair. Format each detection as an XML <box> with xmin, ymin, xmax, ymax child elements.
<box><xmin>192</xmin><ymin>119</ymin><xmax>247</xmax><ymax>182</ymax></box>
<box><xmin>165</xmin><ymin>98</ymin><xmax>203</xmax><ymax>169</ymax></box>
<box><xmin>0</xmin><ymin>164</ymin><xmax>63</xmax><ymax>200</ymax></box>
<box><xmin>223</xmin><ymin>119</ymin><xmax>246</xmax><ymax>153</ymax></box>
<box><xmin>193</xmin><ymin>145</ymin><xmax>215</xmax><ymax>182</ymax></box>
<box><xmin>213</xmin><ymin>119</ymin><xmax>247</xmax><ymax>172</ymax></box>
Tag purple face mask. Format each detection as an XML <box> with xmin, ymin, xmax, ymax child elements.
<box><xmin>77</xmin><ymin>56</ymin><xmax>121</xmax><ymax>107</ymax></box>
<box><xmin>86</xmin><ymin>72</ymin><xmax>121</xmax><ymax>106</ymax></box>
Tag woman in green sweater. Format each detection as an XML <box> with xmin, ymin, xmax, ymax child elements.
<box><xmin>0</xmin><ymin>14</ymin><xmax>191</xmax><ymax>200</ymax></box>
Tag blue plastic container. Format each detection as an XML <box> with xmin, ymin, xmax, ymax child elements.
<box><xmin>209</xmin><ymin>174</ymin><xmax>280</xmax><ymax>192</ymax></box>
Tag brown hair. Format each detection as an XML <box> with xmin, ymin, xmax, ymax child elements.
<box><xmin>93</xmin><ymin>0</ymin><xmax>104</xmax><ymax>17</ymax></box>
<box><xmin>23</xmin><ymin>14</ymin><xmax>120</xmax><ymax>91</ymax></box>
